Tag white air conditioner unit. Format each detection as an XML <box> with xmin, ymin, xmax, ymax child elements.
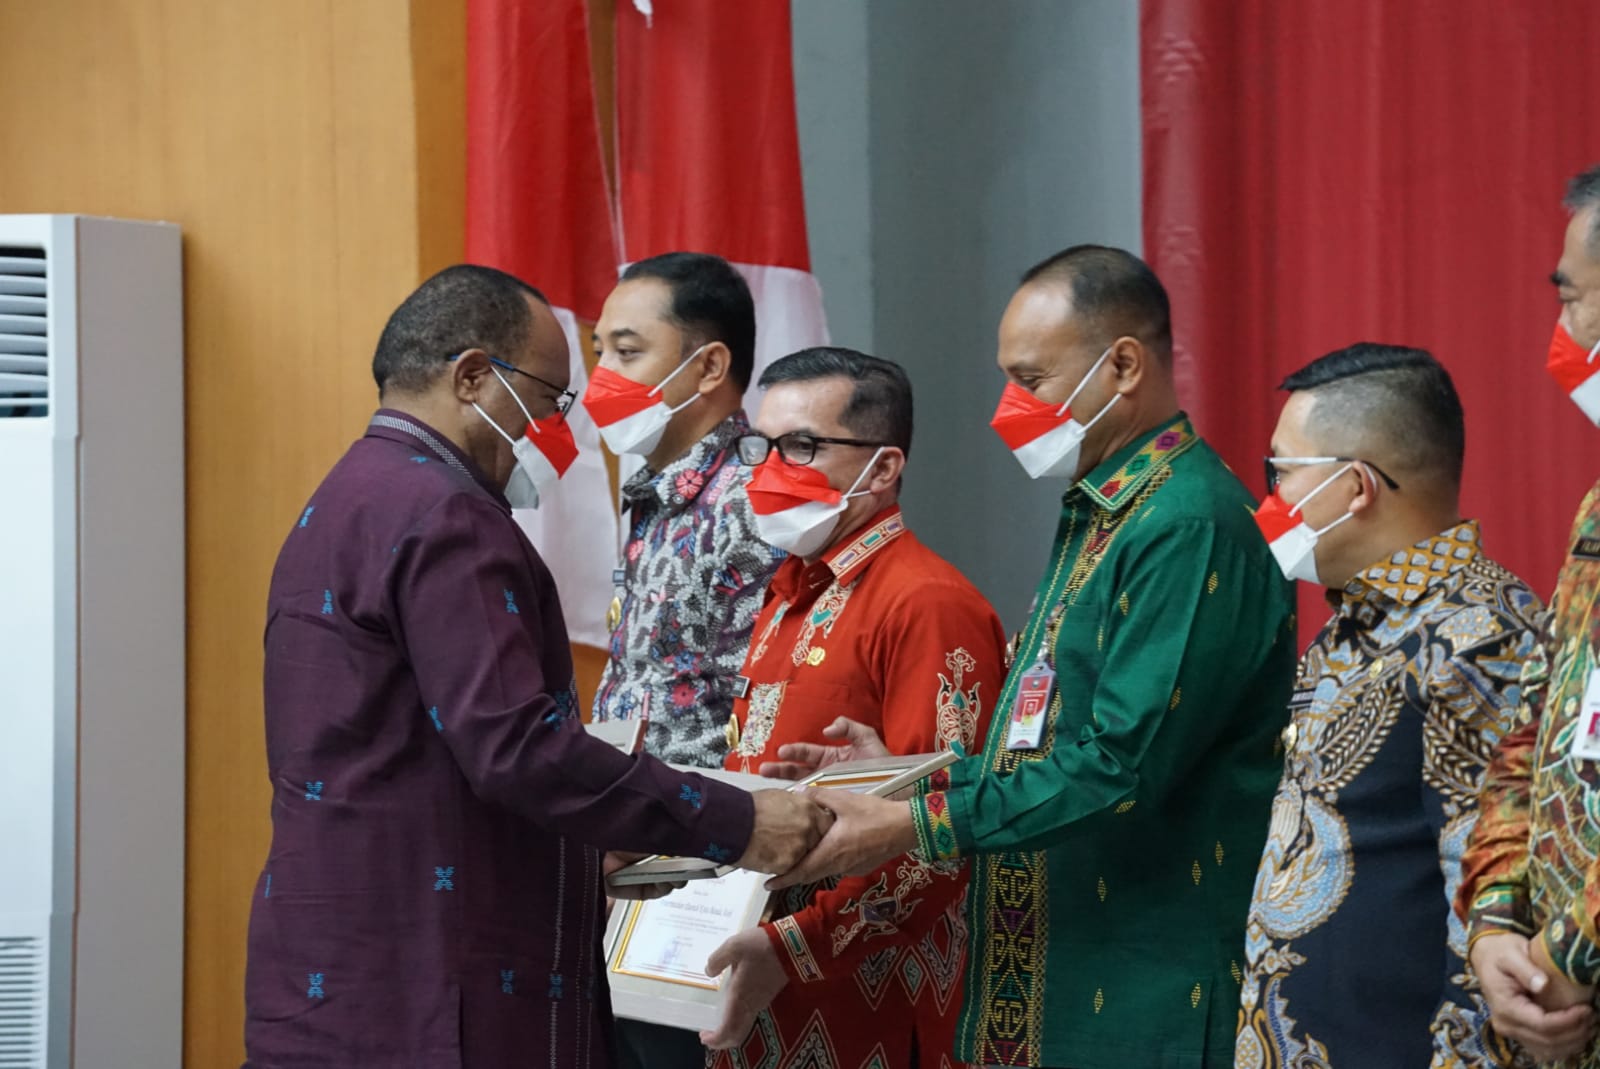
<box><xmin>0</xmin><ymin>215</ymin><xmax>184</xmax><ymax>1068</ymax></box>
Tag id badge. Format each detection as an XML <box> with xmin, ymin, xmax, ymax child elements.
<box><xmin>1005</xmin><ymin>662</ymin><xmax>1056</xmax><ymax>751</ymax></box>
<box><xmin>1569</xmin><ymin>669</ymin><xmax>1600</xmax><ymax>761</ymax></box>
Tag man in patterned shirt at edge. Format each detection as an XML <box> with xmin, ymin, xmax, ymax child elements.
<box><xmin>760</xmin><ymin>246</ymin><xmax>1298</xmax><ymax>1068</ymax></box>
<box><xmin>700</xmin><ymin>347</ymin><xmax>1008</xmax><ymax>1069</ymax></box>
<box><xmin>1235</xmin><ymin>343</ymin><xmax>1544</xmax><ymax>1069</ymax></box>
<box><xmin>1457</xmin><ymin>164</ymin><xmax>1600</xmax><ymax>1066</ymax></box>
<box><xmin>584</xmin><ymin>252</ymin><xmax>787</xmax><ymax>1069</ymax></box>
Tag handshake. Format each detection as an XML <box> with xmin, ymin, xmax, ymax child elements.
<box><xmin>734</xmin><ymin>716</ymin><xmax>913</xmax><ymax>888</ymax></box>
<box><xmin>605</xmin><ymin>717</ymin><xmax>912</xmax><ymax>899</ymax></box>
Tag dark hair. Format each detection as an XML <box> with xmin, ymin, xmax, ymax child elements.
<box><xmin>1020</xmin><ymin>244</ymin><xmax>1173</xmax><ymax>361</ymax></box>
<box><xmin>372</xmin><ymin>264</ymin><xmax>546</xmax><ymax>394</ymax></box>
<box><xmin>1565</xmin><ymin>164</ymin><xmax>1600</xmax><ymax>255</ymax></box>
<box><xmin>758</xmin><ymin>347</ymin><xmax>913</xmax><ymax>458</ymax></box>
<box><xmin>1280</xmin><ymin>342</ymin><xmax>1465</xmax><ymax>489</ymax></box>
<box><xmin>620</xmin><ymin>252</ymin><xmax>756</xmax><ymax>391</ymax></box>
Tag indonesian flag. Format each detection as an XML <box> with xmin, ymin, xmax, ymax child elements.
<box><xmin>466</xmin><ymin>0</ymin><xmax>620</xmax><ymax>648</ymax></box>
<box><xmin>615</xmin><ymin>0</ymin><xmax>829</xmax><ymax>399</ymax></box>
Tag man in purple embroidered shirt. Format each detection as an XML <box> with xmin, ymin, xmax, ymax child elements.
<box><xmin>588</xmin><ymin>252</ymin><xmax>785</xmax><ymax>768</ymax></box>
<box><xmin>244</xmin><ymin>265</ymin><xmax>827</xmax><ymax>1069</ymax></box>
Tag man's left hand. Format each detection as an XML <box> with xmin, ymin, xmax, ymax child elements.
<box><xmin>764</xmin><ymin>788</ymin><xmax>919</xmax><ymax>892</ymax></box>
<box><xmin>700</xmin><ymin>928</ymin><xmax>788</xmax><ymax>1050</ymax></box>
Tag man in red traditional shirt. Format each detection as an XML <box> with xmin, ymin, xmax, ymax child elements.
<box><xmin>700</xmin><ymin>347</ymin><xmax>1006</xmax><ymax>1069</ymax></box>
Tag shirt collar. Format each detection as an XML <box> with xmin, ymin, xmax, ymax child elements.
<box><xmin>1072</xmin><ymin>414</ymin><xmax>1198</xmax><ymax>512</ymax></box>
<box><xmin>1334</xmin><ymin>520</ymin><xmax>1483</xmax><ymax>609</ymax></box>
<box><xmin>821</xmin><ymin>504</ymin><xmax>907</xmax><ymax>585</ymax></box>
<box><xmin>366</xmin><ymin>409</ymin><xmax>506</xmax><ymax>503</ymax></box>
<box><xmin>774</xmin><ymin>504</ymin><xmax>908</xmax><ymax>600</ymax></box>
<box><xmin>621</xmin><ymin>411</ymin><xmax>749</xmax><ymax>514</ymax></box>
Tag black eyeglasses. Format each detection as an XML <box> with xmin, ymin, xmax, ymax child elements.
<box><xmin>447</xmin><ymin>351</ymin><xmax>576</xmax><ymax>418</ymax></box>
<box><xmin>736</xmin><ymin>432</ymin><xmax>888</xmax><ymax>467</ymax></box>
<box><xmin>1264</xmin><ymin>455</ymin><xmax>1400</xmax><ymax>496</ymax></box>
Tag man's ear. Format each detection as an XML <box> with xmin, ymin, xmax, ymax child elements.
<box><xmin>866</xmin><ymin>447</ymin><xmax>906</xmax><ymax>494</ymax></box>
<box><xmin>1347</xmin><ymin>463</ymin><xmax>1380</xmax><ymax>515</ymax></box>
<box><xmin>1108</xmin><ymin>335</ymin><xmax>1148</xmax><ymax>396</ymax></box>
<box><xmin>451</xmin><ymin>348</ymin><xmax>494</xmax><ymax>403</ymax></box>
<box><xmin>694</xmin><ymin>341</ymin><xmax>733</xmax><ymax>394</ymax></box>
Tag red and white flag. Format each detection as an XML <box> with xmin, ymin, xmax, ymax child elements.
<box><xmin>615</xmin><ymin>0</ymin><xmax>829</xmax><ymax>396</ymax></box>
<box><xmin>466</xmin><ymin>0</ymin><xmax>620</xmax><ymax>648</ymax></box>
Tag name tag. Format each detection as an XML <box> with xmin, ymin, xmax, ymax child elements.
<box><xmin>1569</xmin><ymin>669</ymin><xmax>1600</xmax><ymax>761</ymax></box>
<box><xmin>1573</xmin><ymin>538</ymin><xmax>1600</xmax><ymax>562</ymax></box>
<box><xmin>1005</xmin><ymin>663</ymin><xmax>1055</xmax><ymax>751</ymax></box>
<box><xmin>732</xmin><ymin>675</ymin><xmax>751</xmax><ymax>700</ymax></box>
<box><xmin>612</xmin><ymin>568</ymin><xmax>627</xmax><ymax>585</ymax></box>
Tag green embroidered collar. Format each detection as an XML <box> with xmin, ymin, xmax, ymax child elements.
<box><xmin>1074</xmin><ymin>415</ymin><xmax>1197</xmax><ymax>512</ymax></box>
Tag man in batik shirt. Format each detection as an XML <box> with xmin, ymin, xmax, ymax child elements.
<box><xmin>244</xmin><ymin>266</ymin><xmax>827</xmax><ymax>1069</ymax></box>
<box><xmin>1236</xmin><ymin>344</ymin><xmax>1542</xmax><ymax>1068</ymax></box>
<box><xmin>587</xmin><ymin>252</ymin><xmax>783</xmax><ymax>769</ymax></box>
<box><xmin>1458</xmin><ymin>166</ymin><xmax>1600</xmax><ymax>1066</ymax></box>
<box><xmin>767</xmin><ymin>248</ymin><xmax>1297</xmax><ymax>1068</ymax></box>
<box><xmin>700</xmin><ymin>347</ymin><xmax>1007</xmax><ymax>1069</ymax></box>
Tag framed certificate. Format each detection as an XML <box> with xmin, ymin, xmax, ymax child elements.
<box><xmin>602</xmin><ymin>749</ymin><xmax>961</xmax><ymax>1030</ymax></box>
<box><xmin>604</xmin><ymin>867</ymin><xmax>771</xmax><ymax>1031</ymax></box>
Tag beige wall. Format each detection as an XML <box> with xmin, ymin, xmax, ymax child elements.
<box><xmin>0</xmin><ymin>2</ymin><xmax>464</xmax><ymax>1063</ymax></box>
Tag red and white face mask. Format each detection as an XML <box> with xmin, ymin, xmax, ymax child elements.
<box><xmin>475</xmin><ymin>367</ymin><xmax>578</xmax><ymax>509</ymax></box>
<box><xmin>989</xmin><ymin>347</ymin><xmax>1119</xmax><ymax>479</ymax></box>
<box><xmin>745</xmin><ymin>448</ymin><xmax>883</xmax><ymax>558</ymax></box>
<box><xmin>1547</xmin><ymin>320</ymin><xmax>1600</xmax><ymax>426</ymax></box>
<box><xmin>580</xmin><ymin>346</ymin><xmax>706</xmax><ymax>455</ymax></box>
<box><xmin>1252</xmin><ymin>462</ymin><xmax>1358</xmax><ymax>585</ymax></box>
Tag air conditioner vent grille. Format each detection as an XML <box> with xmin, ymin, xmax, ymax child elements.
<box><xmin>0</xmin><ymin>245</ymin><xmax>48</xmax><ymax>420</ymax></box>
<box><xmin>0</xmin><ymin>937</ymin><xmax>44</xmax><ymax>1067</ymax></box>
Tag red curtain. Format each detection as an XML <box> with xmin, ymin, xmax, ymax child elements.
<box><xmin>1142</xmin><ymin>0</ymin><xmax>1600</xmax><ymax>638</ymax></box>
<box><xmin>465</xmin><ymin>0</ymin><xmax>617</xmax><ymax>320</ymax></box>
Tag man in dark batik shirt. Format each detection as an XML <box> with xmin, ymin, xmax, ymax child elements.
<box><xmin>1238</xmin><ymin>344</ymin><xmax>1543</xmax><ymax>1069</ymax></box>
<box><xmin>243</xmin><ymin>265</ymin><xmax>827</xmax><ymax>1069</ymax></box>
<box><xmin>587</xmin><ymin>254</ymin><xmax>786</xmax><ymax>1069</ymax></box>
<box><xmin>589</xmin><ymin>252</ymin><xmax>784</xmax><ymax>770</ymax></box>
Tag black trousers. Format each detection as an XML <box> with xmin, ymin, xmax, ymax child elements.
<box><xmin>614</xmin><ymin>1018</ymin><xmax>708</xmax><ymax>1069</ymax></box>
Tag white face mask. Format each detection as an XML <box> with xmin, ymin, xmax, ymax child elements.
<box><xmin>474</xmin><ymin>367</ymin><xmax>570</xmax><ymax>510</ymax></box>
<box><xmin>1259</xmin><ymin>463</ymin><xmax>1358</xmax><ymax>585</ymax></box>
<box><xmin>590</xmin><ymin>346</ymin><xmax>707</xmax><ymax>456</ymax></box>
<box><xmin>748</xmin><ymin>448</ymin><xmax>884</xmax><ymax>559</ymax></box>
<box><xmin>990</xmin><ymin>346</ymin><xmax>1121</xmax><ymax>480</ymax></box>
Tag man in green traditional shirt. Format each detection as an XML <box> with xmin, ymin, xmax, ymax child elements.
<box><xmin>766</xmin><ymin>245</ymin><xmax>1297</xmax><ymax>1068</ymax></box>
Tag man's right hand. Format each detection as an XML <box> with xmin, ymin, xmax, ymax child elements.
<box><xmin>734</xmin><ymin>788</ymin><xmax>833</xmax><ymax>874</ymax></box>
<box><xmin>757</xmin><ymin>716</ymin><xmax>892</xmax><ymax>781</ymax></box>
<box><xmin>1471</xmin><ymin>932</ymin><xmax>1596</xmax><ymax>1062</ymax></box>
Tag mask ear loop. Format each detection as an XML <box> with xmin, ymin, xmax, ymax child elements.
<box><xmin>473</xmin><ymin>365</ymin><xmax>535</xmax><ymax>446</ymax></box>
<box><xmin>1287</xmin><ymin>462</ymin><xmax>1354</xmax><ymax>519</ymax></box>
<box><xmin>646</xmin><ymin>343</ymin><xmax>711</xmax><ymax>404</ymax></box>
<box><xmin>1054</xmin><ymin>345</ymin><xmax>1115</xmax><ymax>417</ymax></box>
<box><xmin>842</xmin><ymin>447</ymin><xmax>888</xmax><ymax>500</ymax></box>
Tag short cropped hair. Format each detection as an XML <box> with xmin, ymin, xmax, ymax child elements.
<box><xmin>1020</xmin><ymin>245</ymin><xmax>1173</xmax><ymax>361</ymax></box>
<box><xmin>1564</xmin><ymin>164</ymin><xmax>1600</xmax><ymax>256</ymax></box>
<box><xmin>620</xmin><ymin>252</ymin><xmax>757</xmax><ymax>391</ymax></box>
<box><xmin>1280</xmin><ymin>342</ymin><xmax>1464</xmax><ymax>490</ymax></box>
<box><xmin>758</xmin><ymin>346</ymin><xmax>913</xmax><ymax>458</ymax></box>
<box><xmin>372</xmin><ymin>264</ymin><xmax>546</xmax><ymax>394</ymax></box>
